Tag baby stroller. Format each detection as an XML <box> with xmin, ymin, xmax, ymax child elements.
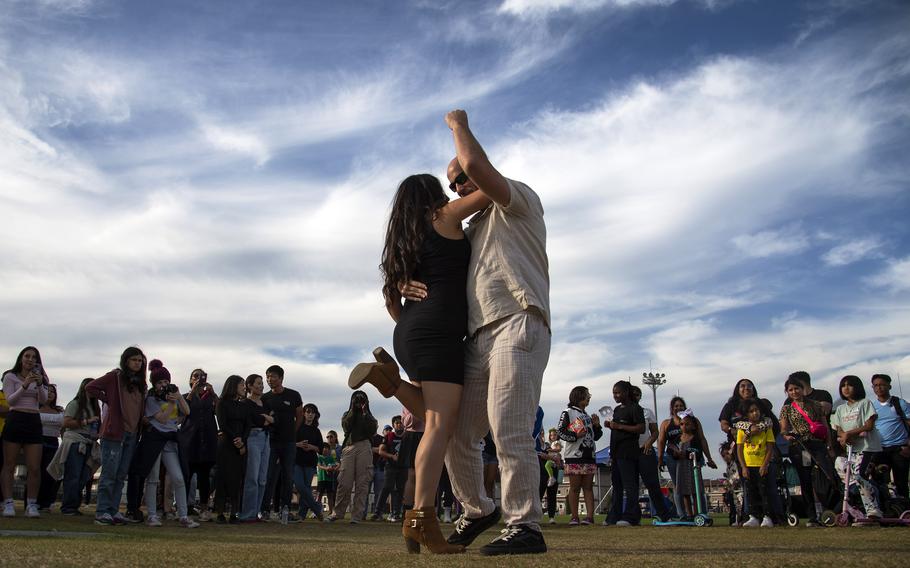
<box><xmin>787</xmin><ymin>436</ymin><xmax>841</xmax><ymax>526</ymax></box>
<box><xmin>776</xmin><ymin>455</ymin><xmax>800</xmax><ymax>527</ymax></box>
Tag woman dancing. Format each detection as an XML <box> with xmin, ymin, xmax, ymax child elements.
<box><xmin>349</xmin><ymin>173</ymin><xmax>489</xmax><ymax>554</ymax></box>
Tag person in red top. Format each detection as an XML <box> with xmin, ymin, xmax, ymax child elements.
<box><xmin>85</xmin><ymin>346</ymin><xmax>147</xmax><ymax>525</ymax></box>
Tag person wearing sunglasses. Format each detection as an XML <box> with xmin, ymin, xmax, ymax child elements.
<box><xmin>401</xmin><ymin>109</ymin><xmax>551</xmax><ymax>556</ymax></box>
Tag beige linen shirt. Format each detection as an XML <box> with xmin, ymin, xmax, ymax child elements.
<box><xmin>465</xmin><ymin>178</ymin><xmax>550</xmax><ymax>336</ymax></box>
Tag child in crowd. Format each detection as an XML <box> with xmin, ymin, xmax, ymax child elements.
<box><xmin>675</xmin><ymin>414</ymin><xmax>716</xmax><ymax>519</ymax></box>
<box><xmin>545</xmin><ymin>428</ymin><xmax>563</xmax><ymax>487</ymax></box>
<box><xmin>831</xmin><ymin>375</ymin><xmax>883</xmax><ymax>520</ymax></box>
<box><xmin>317</xmin><ymin>443</ymin><xmax>337</xmax><ymax>518</ymax></box>
<box><xmin>719</xmin><ymin>441</ymin><xmax>742</xmax><ymax>526</ymax></box>
<box><xmin>736</xmin><ymin>399</ymin><xmax>775</xmax><ymax>527</ymax></box>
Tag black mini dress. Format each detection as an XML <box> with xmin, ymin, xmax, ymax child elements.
<box><xmin>392</xmin><ymin>228</ymin><xmax>470</xmax><ymax>384</ymax></box>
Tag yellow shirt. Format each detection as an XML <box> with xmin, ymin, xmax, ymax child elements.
<box><xmin>737</xmin><ymin>427</ymin><xmax>775</xmax><ymax>468</ymax></box>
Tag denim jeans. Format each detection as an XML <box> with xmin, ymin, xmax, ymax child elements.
<box><xmin>364</xmin><ymin>467</ymin><xmax>384</xmax><ymax>517</ymax></box>
<box><xmin>96</xmin><ymin>432</ymin><xmax>137</xmax><ymax>517</ymax></box>
<box><xmin>145</xmin><ymin>442</ymin><xmax>188</xmax><ymax>518</ymax></box>
<box><xmin>262</xmin><ymin>441</ymin><xmax>295</xmax><ymax>513</ymax></box>
<box><xmin>293</xmin><ymin>465</ymin><xmax>322</xmax><ymax>518</ymax></box>
<box><xmin>638</xmin><ymin>451</ymin><xmax>670</xmax><ymax>520</ymax></box>
<box><xmin>240</xmin><ymin>429</ymin><xmax>269</xmax><ymax>520</ymax></box>
<box><xmin>61</xmin><ymin>443</ymin><xmax>92</xmax><ymax>514</ymax></box>
<box><xmin>662</xmin><ymin>452</ymin><xmax>684</xmax><ymax>516</ymax></box>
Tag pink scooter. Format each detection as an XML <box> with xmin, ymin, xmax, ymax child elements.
<box><xmin>830</xmin><ymin>445</ymin><xmax>910</xmax><ymax>527</ymax></box>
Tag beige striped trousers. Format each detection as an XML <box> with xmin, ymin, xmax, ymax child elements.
<box><xmin>444</xmin><ymin>310</ymin><xmax>551</xmax><ymax>531</ymax></box>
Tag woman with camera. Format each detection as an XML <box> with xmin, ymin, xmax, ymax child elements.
<box><xmin>134</xmin><ymin>360</ymin><xmax>197</xmax><ymax>528</ymax></box>
<box><xmin>327</xmin><ymin>390</ymin><xmax>377</xmax><ymax>523</ymax></box>
<box><xmin>2</xmin><ymin>346</ymin><xmax>50</xmax><ymax>517</ymax></box>
<box><xmin>179</xmin><ymin>368</ymin><xmax>218</xmax><ymax>521</ymax></box>
<box><xmin>86</xmin><ymin>346</ymin><xmax>148</xmax><ymax>525</ymax></box>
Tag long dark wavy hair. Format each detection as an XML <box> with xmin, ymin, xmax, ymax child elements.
<box><xmin>4</xmin><ymin>346</ymin><xmax>48</xmax><ymax>385</ymax></box>
<box><xmin>73</xmin><ymin>378</ymin><xmax>101</xmax><ymax>422</ymax></box>
<box><xmin>118</xmin><ymin>346</ymin><xmax>147</xmax><ymax>393</ymax></box>
<box><xmin>380</xmin><ymin>174</ymin><xmax>449</xmax><ymax>305</ymax></box>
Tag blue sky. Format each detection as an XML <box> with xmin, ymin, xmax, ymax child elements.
<box><xmin>2</xmin><ymin>0</ymin><xmax>909</xmax><ymax>472</ymax></box>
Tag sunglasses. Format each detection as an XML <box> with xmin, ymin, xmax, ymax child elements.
<box><xmin>448</xmin><ymin>171</ymin><xmax>469</xmax><ymax>191</ymax></box>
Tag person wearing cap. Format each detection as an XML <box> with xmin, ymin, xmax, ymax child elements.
<box><xmin>375</xmin><ymin>416</ymin><xmax>405</xmax><ymax>521</ymax></box>
<box><xmin>129</xmin><ymin>360</ymin><xmax>196</xmax><ymax>527</ymax></box>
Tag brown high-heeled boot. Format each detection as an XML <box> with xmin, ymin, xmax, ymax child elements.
<box><xmin>347</xmin><ymin>349</ymin><xmax>401</xmax><ymax>398</ymax></box>
<box><xmin>372</xmin><ymin>346</ymin><xmax>396</xmax><ymax>365</ymax></box>
<box><xmin>402</xmin><ymin>507</ymin><xmax>465</xmax><ymax>554</ymax></box>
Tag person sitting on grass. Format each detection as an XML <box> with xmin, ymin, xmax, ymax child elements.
<box><xmin>736</xmin><ymin>398</ymin><xmax>775</xmax><ymax>527</ymax></box>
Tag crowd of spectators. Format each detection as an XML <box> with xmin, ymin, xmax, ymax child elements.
<box><xmin>2</xmin><ymin>345</ymin><xmax>908</xmax><ymax>532</ymax></box>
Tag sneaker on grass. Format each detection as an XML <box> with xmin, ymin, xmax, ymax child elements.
<box><xmin>94</xmin><ymin>513</ymin><xmax>115</xmax><ymax>526</ymax></box>
<box><xmin>147</xmin><ymin>515</ymin><xmax>162</xmax><ymax>527</ymax></box>
<box><xmin>479</xmin><ymin>526</ymin><xmax>547</xmax><ymax>556</ymax></box>
<box><xmin>447</xmin><ymin>507</ymin><xmax>502</xmax><ymax>547</ymax></box>
<box><xmin>180</xmin><ymin>517</ymin><xmax>200</xmax><ymax>528</ymax></box>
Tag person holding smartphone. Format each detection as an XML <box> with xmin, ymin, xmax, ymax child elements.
<box><xmin>1</xmin><ymin>346</ymin><xmax>50</xmax><ymax>517</ymax></box>
<box><xmin>328</xmin><ymin>390</ymin><xmax>377</xmax><ymax>523</ymax></box>
<box><xmin>179</xmin><ymin>368</ymin><xmax>218</xmax><ymax>521</ymax></box>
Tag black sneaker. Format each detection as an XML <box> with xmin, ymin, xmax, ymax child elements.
<box><xmin>125</xmin><ymin>509</ymin><xmax>144</xmax><ymax>524</ymax></box>
<box><xmin>479</xmin><ymin>525</ymin><xmax>547</xmax><ymax>556</ymax></box>
<box><xmin>447</xmin><ymin>507</ymin><xmax>502</xmax><ymax>547</ymax></box>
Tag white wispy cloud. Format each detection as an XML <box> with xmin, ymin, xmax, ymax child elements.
<box><xmin>0</xmin><ymin>1</ymin><xmax>907</xmax><ymax>445</ymax></box>
<box><xmin>867</xmin><ymin>256</ymin><xmax>910</xmax><ymax>292</ymax></box>
<box><xmin>822</xmin><ymin>236</ymin><xmax>883</xmax><ymax>266</ymax></box>
<box><xmin>733</xmin><ymin>227</ymin><xmax>811</xmax><ymax>259</ymax></box>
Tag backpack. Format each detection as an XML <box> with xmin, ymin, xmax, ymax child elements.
<box><xmin>890</xmin><ymin>396</ymin><xmax>910</xmax><ymax>437</ymax></box>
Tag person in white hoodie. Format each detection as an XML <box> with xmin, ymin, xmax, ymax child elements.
<box><xmin>556</xmin><ymin>386</ymin><xmax>602</xmax><ymax>525</ymax></box>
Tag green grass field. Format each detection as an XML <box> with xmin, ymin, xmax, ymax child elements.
<box><xmin>1</xmin><ymin>512</ymin><xmax>907</xmax><ymax>567</ymax></box>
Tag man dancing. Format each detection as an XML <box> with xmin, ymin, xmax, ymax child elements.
<box><xmin>405</xmin><ymin>109</ymin><xmax>551</xmax><ymax>555</ymax></box>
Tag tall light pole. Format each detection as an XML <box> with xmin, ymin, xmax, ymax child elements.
<box><xmin>642</xmin><ymin>371</ymin><xmax>667</xmax><ymax>421</ymax></box>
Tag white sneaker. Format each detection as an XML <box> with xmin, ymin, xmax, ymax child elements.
<box><xmin>616</xmin><ymin>520</ymin><xmax>631</xmax><ymax>527</ymax></box>
<box><xmin>198</xmin><ymin>509</ymin><xmax>211</xmax><ymax>522</ymax></box>
<box><xmin>25</xmin><ymin>503</ymin><xmax>40</xmax><ymax>518</ymax></box>
<box><xmin>743</xmin><ymin>516</ymin><xmax>760</xmax><ymax>527</ymax></box>
<box><xmin>180</xmin><ymin>517</ymin><xmax>200</xmax><ymax>528</ymax></box>
<box><xmin>147</xmin><ymin>515</ymin><xmax>162</xmax><ymax>527</ymax></box>
<box><xmin>549</xmin><ymin>516</ymin><xmax>557</xmax><ymax>524</ymax></box>
<box><xmin>547</xmin><ymin>476</ymin><xmax>557</xmax><ymax>487</ymax></box>
<box><xmin>761</xmin><ymin>516</ymin><xmax>774</xmax><ymax>528</ymax></box>
<box><xmin>2</xmin><ymin>500</ymin><xmax>14</xmax><ymax>517</ymax></box>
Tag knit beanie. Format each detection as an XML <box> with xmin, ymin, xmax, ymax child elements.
<box><xmin>149</xmin><ymin>359</ymin><xmax>171</xmax><ymax>383</ymax></box>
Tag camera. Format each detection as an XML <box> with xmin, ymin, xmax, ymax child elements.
<box><xmin>196</xmin><ymin>372</ymin><xmax>207</xmax><ymax>384</ymax></box>
<box><xmin>156</xmin><ymin>383</ymin><xmax>179</xmax><ymax>400</ymax></box>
